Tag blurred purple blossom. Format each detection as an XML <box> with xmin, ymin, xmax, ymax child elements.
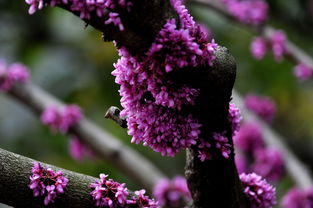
<box><xmin>244</xmin><ymin>94</ymin><xmax>276</xmax><ymax>123</ymax></box>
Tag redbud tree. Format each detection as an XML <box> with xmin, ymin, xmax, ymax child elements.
<box><xmin>0</xmin><ymin>0</ymin><xmax>312</xmax><ymax>208</ymax></box>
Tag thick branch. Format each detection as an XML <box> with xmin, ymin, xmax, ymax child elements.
<box><xmin>7</xmin><ymin>83</ymin><xmax>165</xmax><ymax>192</ymax></box>
<box><xmin>0</xmin><ymin>147</ymin><xmax>97</xmax><ymax>207</ymax></box>
<box><xmin>185</xmin><ymin>47</ymin><xmax>249</xmax><ymax>208</ymax></box>
<box><xmin>233</xmin><ymin>91</ymin><xmax>313</xmax><ymax>188</ymax></box>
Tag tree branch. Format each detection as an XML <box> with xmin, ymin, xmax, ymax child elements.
<box><xmin>233</xmin><ymin>91</ymin><xmax>313</xmax><ymax>188</ymax></box>
<box><xmin>190</xmin><ymin>0</ymin><xmax>313</xmax><ymax>70</ymax></box>
<box><xmin>28</xmin><ymin>1</ymin><xmax>249</xmax><ymax>206</ymax></box>
<box><xmin>0</xmin><ymin>147</ymin><xmax>98</xmax><ymax>207</ymax></box>
<box><xmin>56</xmin><ymin>0</ymin><xmax>179</xmax><ymax>55</ymax></box>
<box><xmin>189</xmin><ymin>0</ymin><xmax>313</xmax><ymax>188</ymax></box>
<box><xmin>7</xmin><ymin>82</ymin><xmax>165</xmax><ymax>192</ymax></box>
<box><xmin>184</xmin><ymin>47</ymin><xmax>249</xmax><ymax>208</ymax></box>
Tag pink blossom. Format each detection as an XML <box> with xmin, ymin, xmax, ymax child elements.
<box><xmin>244</xmin><ymin>94</ymin><xmax>276</xmax><ymax>123</ymax></box>
<box><xmin>252</xmin><ymin>148</ymin><xmax>285</xmax><ymax>182</ymax></box>
<box><xmin>251</xmin><ymin>37</ymin><xmax>268</xmax><ymax>60</ymax></box>
<box><xmin>228</xmin><ymin>103</ymin><xmax>242</xmax><ymax>136</ymax></box>
<box><xmin>153</xmin><ymin>176</ymin><xmax>191</xmax><ymax>207</ymax></box>
<box><xmin>270</xmin><ymin>30</ymin><xmax>288</xmax><ymax>62</ymax></box>
<box><xmin>90</xmin><ymin>174</ymin><xmax>129</xmax><ymax>207</ymax></box>
<box><xmin>69</xmin><ymin>136</ymin><xmax>86</xmax><ymax>161</ymax></box>
<box><xmin>293</xmin><ymin>63</ymin><xmax>313</xmax><ymax>82</ymax></box>
<box><xmin>240</xmin><ymin>172</ymin><xmax>277</xmax><ymax>208</ymax></box>
<box><xmin>234</xmin><ymin>122</ymin><xmax>265</xmax><ymax>154</ymax></box>
<box><xmin>29</xmin><ymin>162</ymin><xmax>69</xmax><ymax>205</ymax></box>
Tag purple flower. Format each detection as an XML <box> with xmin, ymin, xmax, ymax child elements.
<box><xmin>41</xmin><ymin>106</ymin><xmax>61</xmax><ymax>132</ymax></box>
<box><xmin>153</xmin><ymin>176</ymin><xmax>191</xmax><ymax>208</ymax></box>
<box><xmin>213</xmin><ymin>132</ymin><xmax>232</xmax><ymax>159</ymax></box>
<box><xmin>90</xmin><ymin>174</ymin><xmax>129</xmax><ymax>207</ymax></box>
<box><xmin>234</xmin><ymin>122</ymin><xmax>265</xmax><ymax>154</ymax></box>
<box><xmin>146</xmin><ymin>19</ymin><xmax>203</xmax><ymax>73</ymax></box>
<box><xmin>281</xmin><ymin>187</ymin><xmax>313</xmax><ymax>208</ymax></box>
<box><xmin>293</xmin><ymin>63</ymin><xmax>313</xmax><ymax>82</ymax></box>
<box><xmin>0</xmin><ymin>60</ymin><xmax>30</xmax><ymax>92</ymax></box>
<box><xmin>197</xmin><ymin>138</ymin><xmax>212</xmax><ymax>161</ymax></box>
<box><xmin>244</xmin><ymin>94</ymin><xmax>276</xmax><ymax>123</ymax></box>
<box><xmin>29</xmin><ymin>162</ymin><xmax>69</xmax><ymax>205</ymax></box>
<box><xmin>240</xmin><ymin>172</ymin><xmax>276</xmax><ymax>208</ymax></box>
<box><xmin>229</xmin><ymin>103</ymin><xmax>242</xmax><ymax>136</ymax></box>
<box><xmin>270</xmin><ymin>30</ymin><xmax>287</xmax><ymax>62</ymax></box>
<box><xmin>223</xmin><ymin>0</ymin><xmax>268</xmax><ymax>26</ymax></box>
<box><xmin>105</xmin><ymin>12</ymin><xmax>124</xmax><ymax>31</ymax></box>
<box><xmin>41</xmin><ymin>104</ymin><xmax>82</xmax><ymax>133</ymax></box>
<box><xmin>25</xmin><ymin>0</ymin><xmax>44</xmax><ymax>14</ymax></box>
<box><xmin>59</xmin><ymin>104</ymin><xmax>82</xmax><ymax>133</ymax></box>
<box><xmin>252</xmin><ymin>148</ymin><xmax>285</xmax><ymax>182</ymax></box>
<box><xmin>127</xmin><ymin>189</ymin><xmax>159</xmax><ymax>208</ymax></box>
<box><xmin>251</xmin><ymin>37</ymin><xmax>267</xmax><ymax>60</ymax></box>
<box><xmin>69</xmin><ymin>136</ymin><xmax>86</xmax><ymax>162</ymax></box>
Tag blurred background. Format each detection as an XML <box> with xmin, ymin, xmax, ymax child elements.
<box><xmin>0</xmin><ymin>0</ymin><xmax>313</xmax><ymax>207</ymax></box>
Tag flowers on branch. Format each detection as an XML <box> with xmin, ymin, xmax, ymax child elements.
<box><xmin>90</xmin><ymin>174</ymin><xmax>158</xmax><ymax>207</ymax></box>
<box><xmin>0</xmin><ymin>60</ymin><xmax>30</xmax><ymax>92</ymax></box>
<box><xmin>240</xmin><ymin>172</ymin><xmax>276</xmax><ymax>208</ymax></box>
<box><xmin>25</xmin><ymin>0</ymin><xmax>133</xmax><ymax>31</ymax></box>
<box><xmin>281</xmin><ymin>187</ymin><xmax>313</xmax><ymax>208</ymax></box>
<box><xmin>229</xmin><ymin>102</ymin><xmax>242</xmax><ymax>136</ymax></box>
<box><xmin>153</xmin><ymin>176</ymin><xmax>191</xmax><ymax>208</ymax></box>
<box><xmin>29</xmin><ymin>162</ymin><xmax>69</xmax><ymax>205</ymax></box>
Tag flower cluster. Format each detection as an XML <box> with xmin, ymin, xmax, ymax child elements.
<box><xmin>281</xmin><ymin>187</ymin><xmax>313</xmax><ymax>208</ymax></box>
<box><xmin>153</xmin><ymin>176</ymin><xmax>191</xmax><ymax>208</ymax></box>
<box><xmin>90</xmin><ymin>174</ymin><xmax>158</xmax><ymax>208</ymax></box>
<box><xmin>112</xmin><ymin>0</ymin><xmax>220</xmax><ymax>159</ymax></box>
<box><xmin>29</xmin><ymin>162</ymin><xmax>69</xmax><ymax>205</ymax></box>
<box><xmin>90</xmin><ymin>174</ymin><xmax>129</xmax><ymax>207</ymax></box>
<box><xmin>41</xmin><ymin>104</ymin><xmax>82</xmax><ymax>133</ymax></box>
<box><xmin>293</xmin><ymin>63</ymin><xmax>313</xmax><ymax>82</ymax></box>
<box><xmin>240</xmin><ymin>173</ymin><xmax>276</xmax><ymax>208</ymax></box>
<box><xmin>127</xmin><ymin>190</ymin><xmax>159</xmax><ymax>208</ymax></box>
<box><xmin>244</xmin><ymin>94</ymin><xmax>276</xmax><ymax>123</ymax></box>
<box><xmin>0</xmin><ymin>60</ymin><xmax>29</xmax><ymax>92</ymax></box>
<box><xmin>250</xmin><ymin>30</ymin><xmax>288</xmax><ymax>62</ymax></box>
<box><xmin>221</xmin><ymin>0</ymin><xmax>268</xmax><ymax>26</ymax></box>
<box><xmin>25</xmin><ymin>0</ymin><xmax>133</xmax><ymax>31</ymax></box>
<box><xmin>228</xmin><ymin>102</ymin><xmax>242</xmax><ymax>136</ymax></box>
<box><xmin>234</xmin><ymin>122</ymin><xmax>285</xmax><ymax>182</ymax></box>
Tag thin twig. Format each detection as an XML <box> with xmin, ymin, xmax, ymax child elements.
<box><xmin>7</xmin><ymin>82</ymin><xmax>165</xmax><ymax>192</ymax></box>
